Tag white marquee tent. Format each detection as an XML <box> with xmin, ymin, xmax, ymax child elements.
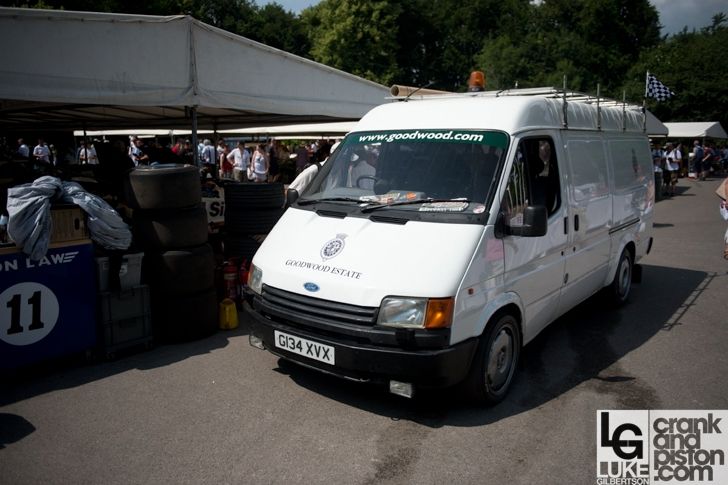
<box><xmin>71</xmin><ymin>121</ymin><xmax>354</xmax><ymax>140</ymax></box>
<box><xmin>0</xmin><ymin>7</ymin><xmax>390</xmax><ymax>132</ymax></box>
<box><xmin>663</xmin><ymin>122</ymin><xmax>728</xmax><ymax>139</ymax></box>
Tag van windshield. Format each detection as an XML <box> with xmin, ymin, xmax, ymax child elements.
<box><xmin>301</xmin><ymin>130</ymin><xmax>509</xmax><ymax>218</ymax></box>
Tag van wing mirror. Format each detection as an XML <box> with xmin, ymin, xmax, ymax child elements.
<box><xmin>506</xmin><ymin>205</ymin><xmax>547</xmax><ymax>237</ymax></box>
<box><xmin>286</xmin><ymin>188</ymin><xmax>299</xmax><ymax>207</ymax></box>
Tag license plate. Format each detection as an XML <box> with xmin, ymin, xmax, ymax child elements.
<box><xmin>274</xmin><ymin>330</ymin><xmax>335</xmax><ymax>365</ymax></box>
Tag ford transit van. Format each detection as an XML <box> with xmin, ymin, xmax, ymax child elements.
<box><xmin>244</xmin><ymin>88</ymin><xmax>655</xmax><ymax>404</ymax></box>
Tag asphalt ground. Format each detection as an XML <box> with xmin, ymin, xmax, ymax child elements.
<box><xmin>2</xmin><ymin>174</ymin><xmax>728</xmax><ymax>484</ymax></box>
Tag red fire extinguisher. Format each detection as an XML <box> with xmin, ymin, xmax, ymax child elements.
<box><xmin>223</xmin><ymin>260</ymin><xmax>239</xmax><ymax>303</ymax></box>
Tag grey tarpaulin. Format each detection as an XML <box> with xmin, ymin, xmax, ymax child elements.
<box><xmin>6</xmin><ymin>176</ymin><xmax>131</xmax><ymax>260</ymax></box>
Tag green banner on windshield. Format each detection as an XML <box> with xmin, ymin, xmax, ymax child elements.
<box><xmin>348</xmin><ymin>130</ymin><xmax>508</xmax><ymax>148</ymax></box>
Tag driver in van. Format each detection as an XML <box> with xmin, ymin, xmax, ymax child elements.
<box><xmin>535</xmin><ymin>140</ymin><xmax>560</xmax><ymax>215</ymax></box>
<box><xmin>347</xmin><ymin>147</ymin><xmax>378</xmax><ymax>189</ymax></box>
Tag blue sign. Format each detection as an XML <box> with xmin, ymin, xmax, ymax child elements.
<box><xmin>303</xmin><ymin>282</ymin><xmax>320</xmax><ymax>292</ymax></box>
<box><xmin>0</xmin><ymin>241</ymin><xmax>96</xmax><ymax>369</ymax></box>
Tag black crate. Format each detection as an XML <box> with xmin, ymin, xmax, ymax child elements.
<box><xmin>98</xmin><ymin>285</ymin><xmax>153</xmax><ymax>357</ymax></box>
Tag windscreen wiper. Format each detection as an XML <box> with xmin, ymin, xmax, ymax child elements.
<box><xmin>297</xmin><ymin>197</ymin><xmax>367</xmax><ymax>206</ymax></box>
<box><xmin>360</xmin><ymin>198</ymin><xmax>471</xmax><ymax>213</ymax></box>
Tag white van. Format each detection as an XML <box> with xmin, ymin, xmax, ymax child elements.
<box><xmin>244</xmin><ymin>88</ymin><xmax>655</xmax><ymax>404</ymax></box>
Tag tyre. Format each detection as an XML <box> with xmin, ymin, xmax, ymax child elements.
<box><xmin>133</xmin><ymin>205</ymin><xmax>208</xmax><ymax>249</ymax></box>
<box><xmin>225</xmin><ymin>208</ymin><xmax>285</xmax><ymax>235</ymax></box>
<box><xmin>225</xmin><ymin>182</ymin><xmax>285</xmax><ymax>210</ymax></box>
<box><xmin>143</xmin><ymin>244</ymin><xmax>215</xmax><ymax>296</ymax></box>
<box><xmin>152</xmin><ymin>286</ymin><xmax>218</xmax><ymax>342</ymax></box>
<box><xmin>608</xmin><ymin>247</ymin><xmax>633</xmax><ymax>305</ymax></box>
<box><xmin>223</xmin><ymin>234</ymin><xmax>261</xmax><ymax>260</ymax></box>
<box><xmin>462</xmin><ymin>312</ymin><xmax>521</xmax><ymax>405</ymax></box>
<box><xmin>125</xmin><ymin>164</ymin><xmax>201</xmax><ymax>209</ymax></box>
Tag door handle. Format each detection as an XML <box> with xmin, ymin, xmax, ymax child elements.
<box><xmin>564</xmin><ymin>216</ymin><xmax>569</xmax><ymax>234</ymax></box>
<box><xmin>574</xmin><ymin>214</ymin><xmax>580</xmax><ymax>231</ymax></box>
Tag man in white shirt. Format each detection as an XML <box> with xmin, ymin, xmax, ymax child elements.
<box><xmin>664</xmin><ymin>142</ymin><xmax>681</xmax><ymax>196</ymax></box>
<box><xmin>33</xmin><ymin>138</ymin><xmax>51</xmax><ymax>163</ymax></box>
<box><xmin>227</xmin><ymin>141</ymin><xmax>250</xmax><ymax>182</ymax></box>
<box><xmin>77</xmin><ymin>141</ymin><xmax>98</xmax><ymax>164</ymax></box>
<box><xmin>129</xmin><ymin>137</ymin><xmax>149</xmax><ymax>166</ymax></box>
<box><xmin>288</xmin><ymin>142</ymin><xmax>341</xmax><ymax>196</ymax></box>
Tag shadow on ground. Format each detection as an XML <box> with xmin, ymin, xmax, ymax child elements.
<box><xmin>0</xmin><ymin>316</ymin><xmax>250</xmax><ymax>407</ymax></box>
<box><xmin>272</xmin><ymin>264</ymin><xmax>709</xmax><ymax>428</ymax></box>
<box><xmin>0</xmin><ymin>413</ymin><xmax>36</xmax><ymax>449</ymax></box>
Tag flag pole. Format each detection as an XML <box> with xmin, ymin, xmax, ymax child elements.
<box><xmin>642</xmin><ymin>71</ymin><xmax>649</xmax><ymax>133</ymax></box>
<box><xmin>596</xmin><ymin>83</ymin><xmax>601</xmax><ymax>130</ymax></box>
<box><xmin>644</xmin><ymin>71</ymin><xmax>650</xmax><ymax>99</ymax></box>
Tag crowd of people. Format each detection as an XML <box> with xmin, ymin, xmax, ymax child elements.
<box><xmin>652</xmin><ymin>139</ymin><xmax>728</xmax><ymax>197</ymax></box>
<box><xmin>9</xmin><ymin>135</ymin><xmax>338</xmax><ymax>184</ymax></box>
<box><xmin>211</xmin><ymin>138</ymin><xmax>336</xmax><ymax>183</ymax></box>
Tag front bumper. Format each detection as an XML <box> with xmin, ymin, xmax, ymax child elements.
<box><xmin>244</xmin><ymin>300</ymin><xmax>477</xmax><ymax>389</ymax></box>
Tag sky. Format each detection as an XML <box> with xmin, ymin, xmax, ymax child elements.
<box><xmin>262</xmin><ymin>0</ymin><xmax>728</xmax><ymax>36</ymax></box>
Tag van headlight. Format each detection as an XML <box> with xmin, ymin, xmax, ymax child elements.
<box><xmin>248</xmin><ymin>264</ymin><xmax>263</xmax><ymax>295</ymax></box>
<box><xmin>377</xmin><ymin>297</ymin><xmax>454</xmax><ymax>329</ymax></box>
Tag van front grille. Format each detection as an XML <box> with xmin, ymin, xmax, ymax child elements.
<box><xmin>259</xmin><ymin>285</ymin><xmax>378</xmax><ymax>327</ymax></box>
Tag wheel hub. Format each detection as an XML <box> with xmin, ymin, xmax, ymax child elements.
<box><xmin>487</xmin><ymin>329</ymin><xmax>513</xmax><ymax>390</ymax></box>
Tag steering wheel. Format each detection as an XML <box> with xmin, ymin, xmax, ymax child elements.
<box><xmin>356</xmin><ymin>175</ymin><xmax>378</xmax><ymax>189</ymax></box>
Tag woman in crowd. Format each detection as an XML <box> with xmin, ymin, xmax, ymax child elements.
<box><xmin>219</xmin><ymin>143</ymin><xmax>233</xmax><ymax>179</ymax></box>
<box><xmin>250</xmin><ymin>143</ymin><xmax>269</xmax><ymax>182</ymax></box>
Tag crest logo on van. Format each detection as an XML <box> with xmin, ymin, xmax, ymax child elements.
<box><xmin>321</xmin><ymin>233</ymin><xmax>347</xmax><ymax>261</ymax></box>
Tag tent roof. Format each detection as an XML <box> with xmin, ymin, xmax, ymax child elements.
<box><xmin>663</xmin><ymin>122</ymin><xmax>728</xmax><ymax>139</ymax></box>
<box><xmin>0</xmin><ymin>7</ymin><xmax>390</xmax><ymax>131</ymax></box>
<box><xmin>218</xmin><ymin>121</ymin><xmax>355</xmax><ymax>136</ymax></box>
<box><xmin>72</xmin><ymin>121</ymin><xmax>354</xmax><ymax>138</ymax></box>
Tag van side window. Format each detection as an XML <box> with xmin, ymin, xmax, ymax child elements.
<box><xmin>502</xmin><ymin>138</ymin><xmax>561</xmax><ymax>226</ymax></box>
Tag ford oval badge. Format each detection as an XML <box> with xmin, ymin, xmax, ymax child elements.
<box><xmin>304</xmin><ymin>282</ymin><xmax>320</xmax><ymax>292</ymax></box>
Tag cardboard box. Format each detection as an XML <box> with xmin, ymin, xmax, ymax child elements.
<box><xmin>50</xmin><ymin>204</ymin><xmax>88</xmax><ymax>243</ymax></box>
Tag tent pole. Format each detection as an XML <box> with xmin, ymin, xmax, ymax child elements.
<box><xmin>82</xmin><ymin>124</ymin><xmax>88</xmax><ymax>165</ymax></box>
<box><xmin>191</xmin><ymin>106</ymin><xmax>199</xmax><ymax>166</ymax></box>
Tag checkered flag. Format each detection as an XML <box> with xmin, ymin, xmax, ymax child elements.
<box><xmin>646</xmin><ymin>73</ymin><xmax>675</xmax><ymax>101</ymax></box>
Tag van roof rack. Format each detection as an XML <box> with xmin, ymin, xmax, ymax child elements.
<box><xmin>388</xmin><ymin>82</ymin><xmax>646</xmax><ymax>131</ymax></box>
<box><xmin>389</xmin><ymin>84</ymin><xmax>640</xmax><ymax>108</ymax></box>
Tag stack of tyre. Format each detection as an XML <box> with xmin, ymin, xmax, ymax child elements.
<box><xmin>125</xmin><ymin>165</ymin><xmax>218</xmax><ymax>342</ymax></box>
<box><xmin>223</xmin><ymin>182</ymin><xmax>286</xmax><ymax>262</ymax></box>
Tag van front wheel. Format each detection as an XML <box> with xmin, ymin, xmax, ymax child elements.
<box><xmin>463</xmin><ymin>313</ymin><xmax>521</xmax><ymax>405</ymax></box>
<box><xmin>609</xmin><ymin>248</ymin><xmax>633</xmax><ymax>305</ymax></box>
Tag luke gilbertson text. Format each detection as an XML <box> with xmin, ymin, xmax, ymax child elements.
<box><xmin>597</xmin><ymin>410</ymin><xmax>727</xmax><ymax>484</ymax></box>
<box><xmin>285</xmin><ymin>259</ymin><xmax>362</xmax><ymax>279</ymax></box>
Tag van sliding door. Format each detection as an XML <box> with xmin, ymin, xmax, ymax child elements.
<box><xmin>559</xmin><ymin>135</ymin><xmax>612</xmax><ymax>314</ymax></box>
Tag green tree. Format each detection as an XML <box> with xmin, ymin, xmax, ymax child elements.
<box><xmin>301</xmin><ymin>0</ymin><xmax>402</xmax><ymax>85</ymax></box>
<box><xmin>192</xmin><ymin>0</ymin><xmax>257</xmax><ymax>34</ymax></box>
<box><xmin>430</xmin><ymin>0</ymin><xmax>532</xmax><ymax>91</ymax></box>
<box><xmin>477</xmin><ymin>0</ymin><xmax>661</xmax><ymax>94</ymax></box>
<box><xmin>623</xmin><ymin>15</ymin><xmax>728</xmax><ymax>129</ymax></box>
<box><xmin>242</xmin><ymin>3</ymin><xmax>309</xmax><ymax>55</ymax></box>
